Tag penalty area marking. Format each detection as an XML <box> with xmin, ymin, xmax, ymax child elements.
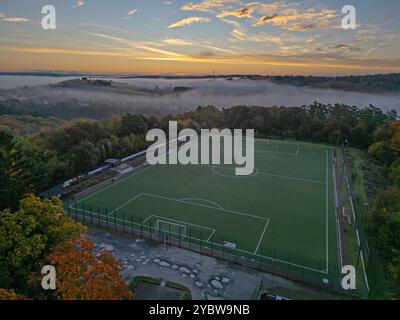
<box><xmin>211</xmin><ymin>165</ymin><xmax>260</xmax><ymax>178</ymax></box>
<box><xmin>141</xmin><ymin>214</ymin><xmax>216</xmax><ymax>242</ymax></box>
<box><xmin>254</xmin><ymin>219</ymin><xmax>270</xmax><ymax>254</ymax></box>
<box><xmin>179</xmin><ymin>198</ymin><xmax>224</xmax><ymax>210</ymax></box>
<box><xmin>67</xmin><ymin>204</ymin><xmax>326</xmax><ymax>274</ymax></box>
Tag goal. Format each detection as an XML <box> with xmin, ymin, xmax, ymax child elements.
<box><xmin>154</xmin><ymin>219</ymin><xmax>187</xmax><ymax>241</ymax></box>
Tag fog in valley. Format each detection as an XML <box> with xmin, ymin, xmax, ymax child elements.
<box><xmin>0</xmin><ymin>75</ymin><xmax>399</xmax><ymax>114</ymax></box>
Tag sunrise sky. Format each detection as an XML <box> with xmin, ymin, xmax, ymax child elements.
<box><xmin>0</xmin><ymin>0</ymin><xmax>399</xmax><ymax>75</ymax></box>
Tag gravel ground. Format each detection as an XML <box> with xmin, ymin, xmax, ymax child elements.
<box><xmin>88</xmin><ymin>227</ymin><xmax>330</xmax><ymax>300</ymax></box>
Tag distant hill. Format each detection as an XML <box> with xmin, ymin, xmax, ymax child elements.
<box><xmin>265</xmin><ymin>73</ymin><xmax>400</xmax><ymax>93</ymax></box>
<box><xmin>2</xmin><ymin>71</ymin><xmax>399</xmax><ymax>93</ymax></box>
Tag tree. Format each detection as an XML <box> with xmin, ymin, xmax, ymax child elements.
<box><xmin>388</xmin><ymin>121</ymin><xmax>400</xmax><ymax>154</ymax></box>
<box><xmin>0</xmin><ymin>130</ymin><xmax>37</xmax><ymax>210</ymax></box>
<box><xmin>387</xmin><ymin>252</ymin><xmax>400</xmax><ymax>298</ymax></box>
<box><xmin>47</xmin><ymin>237</ymin><xmax>133</xmax><ymax>300</ymax></box>
<box><xmin>369</xmin><ymin>188</ymin><xmax>400</xmax><ymax>259</ymax></box>
<box><xmin>119</xmin><ymin>113</ymin><xmax>148</xmax><ymax>136</ymax></box>
<box><xmin>389</xmin><ymin>160</ymin><xmax>400</xmax><ymax>188</ymax></box>
<box><xmin>0</xmin><ymin>195</ymin><xmax>85</xmax><ymax>294</ymax></box>
<box><xmin>0</xmin><ymin>288</ymin><xmax>27</xmax><ymax>300</ymax></box>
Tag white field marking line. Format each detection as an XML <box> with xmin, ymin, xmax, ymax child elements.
<box><xmin>75</xmin><ymin>164</ymin><xmax>154</xmax><ymax>205</ymax></box>
<box><xmin>254</xmin><ymin>219</ymin><xmax>270</xmax><ymax>254</ymax></box>
<box><xmin>77</xmin><ymin>141</ymin><xmax>324</xmax><ymax>207</ymax></box>
<box><xmin>206</xmin><ymin>229</ymin><xmax>216</xmax><ymax>242</ymax></box>
<box><xmin>67</xmin><ymin>206</ymin><xmax>326</xmax><ymax>274</ymax></box>
<box><xmin>73</xmin><ymin>138</ymin><xmax>186</xmax><ymax>205</ymax></box>
<box><xmin>336</xmin><ymin>216</ymin><xmax>344</xmax><ymax>270</ymax></box>
<box><xmin>157</xmin><ymin>219</ymin><xmax>187</xmax><ymax>233</ymax></box>
<box><xmin>255</xmin><ymin>150</ymin><xmax>297</xmax><ymax>156</ymax></box>
<box><xmin>325</xmin><ymin>150</ymin><xmax>329</xmax><ymax>273</ymax></box>
<box><xmin>203</xmin><ymin>163</ymin><xmax>326</xmax><ymax>184</ymax></box>
<box><xmin>179</xmin><ymin>198</ymin><xmax>224</xmax><ymax>210</ymax></box>
<box><xmin>155</xmin><ymin>219</ymin><xmax>187</xmax><ymax>235</ymax></box>
<box><xmin>142</xmin><ymin>214</ymin><xmax>216</xmax><ymax>232</ymax></box>
<box><xmin>254</xmin><ymin>145</ymin><xmax>300</xmax><ymax>156</ymax></box>
<box><xmin>148</xmin><ymin>216</ymin><xmax>324</xmax><ymax>274</ymax></box>
<box><xmin>254</xmin><ymin>138</ymin><xmax>335</xmax><ymax>152</ymax></box>
<box><xmin>258</xmin><ymin>171</ymin><xmax>326</xmax><ymax>185</ymax></box>
<box><xmin>108</xmin><ymin>193</ymin><xmax>144</xmax><ymax>216</ymax></box>
<box><xmin>141</xmin><ymin>192</ymin><xmax>268</xmax><ymax>221</ymax></box>
<box><xmin>332</xmin><ymin>152</ymin><xmax>343</xmax><ymax>270</ymax></box>
<box><xmin>211</xmin><ymin>165</ymin><xmax>260</xmax><ymax>179</ymax></box>
<box><xmin>206</xmin><ymin>241</ymin><xmax>327</xmax><ymax>274</ymax></box>
<box><xmin>332</xmin><ymin>158</ymin><xmax>339</xmax><ymax>209</ymax></box>
<box><xmin>68</xmin><ymin>205</ymin><xmax>144</xmax><ymax>227</ymax></box>
<box><xmin>349</xmin><ymin>185</ymin><xmax>370</xmax><ymax>291</ymax></box>
<box><xmin>142</xmin><ymin>214</ymin><xmax>216</xmax><ymax>241</ymax></box>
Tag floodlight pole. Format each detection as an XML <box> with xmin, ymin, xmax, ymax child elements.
<box><xmin>356</xmin><ymin>202</ymin><xmax>369</xmax><ymax>270</ymax></box>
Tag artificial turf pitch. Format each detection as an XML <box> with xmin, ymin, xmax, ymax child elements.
<box><xmin>68</xmin><ymin>139</ymin><xmax>338</xmax><ymax>281</ymax></box>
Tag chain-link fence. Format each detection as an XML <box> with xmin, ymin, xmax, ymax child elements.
<box><xmin>339</xmin><ymin>142</ymin><xmax>370</xmax><ymax>294</ymax></box>
<box><xmin>65</xmin><ymin>200</ymin><xmax>364</xmax><ymax>299</ymax></box>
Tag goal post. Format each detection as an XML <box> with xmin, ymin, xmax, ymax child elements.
<box><xmin>155</xmin><ymin>219</ymin><xmax>187</xmax><ymax>241</ymax></box>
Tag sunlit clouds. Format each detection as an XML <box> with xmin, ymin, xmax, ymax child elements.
<box><xmin>168</xmin><ymin>17</ymin><xmax>211</xmax><ymax>28</ymax></box>
<box><xmin>0</xmin><ymin>0</ymin><xmax>399</xmax><ymax>75</ymax></box>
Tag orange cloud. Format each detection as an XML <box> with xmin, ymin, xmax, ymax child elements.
<box><xmin>254</xmin><ymin>8</ymin><xmax>338</xmax><ymax>31</ymax></box>
<box><xmin>181</xmin><ymin>0</ymin><xmax>238</xmax><ymax>13</ymax></box>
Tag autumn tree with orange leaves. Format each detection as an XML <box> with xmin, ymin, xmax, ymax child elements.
<box><xmin>0</xmin><ymin>288</ymin><xmax>27</xmax><ymax>300</ymax></box>
<box><xmin>47</xmin><ymin>237</ymin><xmax>133</xmax><ymax>300</ymax></box>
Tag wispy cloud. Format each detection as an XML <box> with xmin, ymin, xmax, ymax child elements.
<box><xmin>127</xmin><ymin>9</ymin><xmax>138</xmax><ymax>16</ymax></box>
<box><xmin>74</xmin><ymin>1</ymin><xmax>85</xmax><ymax>8</ymax></box>
<box><xmin>217</xmin><ymin>7</ymin><xmax>253</xmax><ymax>19</ymax></box>
<box><xmin>181</xmin><ymin>0</ymin><xmax>238</xmax><ymax>13</ymax></box>
<box><xmin>254</xmin><ymin>8</ymin><xmax>338</xmax><ymax>31</ymax></box>
<box><xmin>0</xmin><ymin>11</ymin><xmax>29</xmax><ymax>23</ymax></box>
<box><xmin>3</xmin><ymin>17</ymin><xmax>30</xmax><ymax>23</ymax></box>
<box><xmin>163</xmin><ymin>38</ymin><xmax>193</xmax><ymax>46</ymax></box>
<box><xmin>181</xmin><ymin>1</ymin><xmax>339</xmax><ymax>31</ymax></box>
<box><xmin>168</xmin><ymin>17</ymin><xmax>211</xmax><ymax>28</ymax></box>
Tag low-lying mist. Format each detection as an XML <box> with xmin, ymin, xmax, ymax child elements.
<box><xmin>1</xmin><ymin>76</ymin><xmax>399</xmax><ymax>114</ymax></box>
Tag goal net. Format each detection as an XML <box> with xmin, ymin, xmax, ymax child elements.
<box><xmin>154</xmin><ymin>219</ymin><xmax>187</xmax><ymax>241</ymax></box>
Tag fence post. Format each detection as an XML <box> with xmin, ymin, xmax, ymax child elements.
<box><xmin>178</xmin><ymin>225</ymin><xmax>181</xmax><ymax>248</ymax></box>
<box><xmin>222</xmin><ymin>237</ymin><xmax>225</xmax><ymax>260</ymax></box>
<box><xmin>149</xmin><ymin>218</ymin><xmax>152</xmax><ymax>241</ymax></box>
<box><xmin>82</xmin><ymin>203</ymin><xmax>86</xmax><ymax>223</ymax></box>
<box><xmin>235</xmin><ymin>241</ymin><xmax>238</xmax><ymax>264</ymax></box>
<box><xmin>140</xmin><ymin>217</ymin><xmax>143</xmax><ymax>238</ymax></box>
<box><xmin>210</xmin><ymin>233</ymin><xmax>213</xmax><ymax>256</ymax></box>
<box><xmin>200</xmin><ymin>232</ymin><xmax>202</xmax><ymax>255</ymax></box>
<box><xmin>106</xmin><ymin>208</ymin><xmax>109</xmax><ymax>231</ymax></box>
<box><xmin>112</xmin><ymin>211</ymin><xmax>115</xmax><ymax>231</ymax></box>
<box><xmin>189</xmin><ymin>229</ymin><xmax>191</xmax><ymax>251</ymax></box>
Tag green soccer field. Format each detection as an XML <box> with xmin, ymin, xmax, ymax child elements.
<box><xmin>68</xmin><ymin>138</ymin><xmax>339</xmax><ymax>282</ymax></box>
